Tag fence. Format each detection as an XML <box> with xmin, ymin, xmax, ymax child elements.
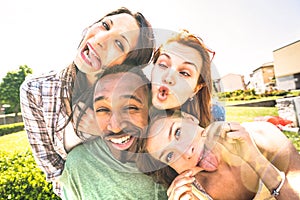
<box><xmin>0</xmin><ymin>113</ymin><xmax>23</xmax><ymax>125</ymax></box>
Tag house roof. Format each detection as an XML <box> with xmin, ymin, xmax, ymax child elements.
<box><xmin>273</xmin><ymin>40</ymin><xmax>300</xmax><ymax>52</ymax></box>
<box><xmin>252</xmin><ymin>62</ymin><xmax>274</xmax><ymax>72</ymax></box>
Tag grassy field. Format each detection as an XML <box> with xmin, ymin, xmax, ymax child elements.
<box><xmin>0</xmin><ymin>131</ymin><xmax>30</xmax><ymax>155</ymax></box>
<box><xmin>225</xmin><ymin>106</ymin><xmax>279</xmax><ymax>122</ymax></box>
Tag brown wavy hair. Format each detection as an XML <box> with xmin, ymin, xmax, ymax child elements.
<box><xmin>152</xmin><ymin>29</ymin><xmax>213</xmax><ymax>128</ymax></box>
<box><xmin>59</xmin><ymin>7</ymin><xmax>155</xmax><ymax>132</ymax></box>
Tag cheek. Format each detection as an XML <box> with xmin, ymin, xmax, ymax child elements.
<box><xmin>151</xmin><ymin>67</ymin><xmax>163</xmax><ymax>82</ymax></box>
<box><xmin>170</xmin><ymin>158</ymin><xmax>190</xmax><ymax>174</ymax></box>
<box><xmin>130</xmin><ymin>113</ymin><xmax>148</xmax><ymax>128</ymax></box>
<box><xmin>95</xmin><ymin>115</ymin><xmax>108</xmax><ymax>131</ymax></box>
<box><xmin>173</xmin><ymin>83</ymin><xmax>194</xmax><ymax>101</ymax></box>
<box><xmin>105</xmin><ymin>51</ymin><xmax>127</xmax><ymax>67</ymax></box>
<box><xmin>79</xmin><ymin>29</ymin><xmax>94</xmax><ymax>48</ymax></box>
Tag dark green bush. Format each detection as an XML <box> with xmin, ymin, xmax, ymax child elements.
<box><xmin>0</xmin><ymin>150</ymin><xmax>60</xmax><ymax>200</ymax></box>
<box><xmin>0</xmin><ymin>122</ymin><xmax>24</xmax><ymax>136</ymax></box>
<box><xmin>217</xmin><ymin>89</ymin><xmax>294</xmax><ymax>101</ymax></box>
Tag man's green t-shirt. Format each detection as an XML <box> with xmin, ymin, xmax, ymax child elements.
<box><xmin>60</xmin><ymin>138</ymin><xmax>167</xmax><ymax>200</ymax></box>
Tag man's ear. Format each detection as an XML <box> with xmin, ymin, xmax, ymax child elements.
<box><xmin>182</xmin><ymin>112</ymin><xmax>199</xmax><ymax>125</ymax></box>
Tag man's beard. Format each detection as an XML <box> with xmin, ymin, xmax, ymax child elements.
<box><xmin>103</xmin><ymin>123</ymin><xmax>146</xmax><ymax>163</ymax></box>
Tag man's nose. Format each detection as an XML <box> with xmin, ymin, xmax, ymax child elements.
<box><xmin>162</xmin><ymin>68</ymin><xmax>176</xmax><ymax>85</ymax></box>
<box><xmin>107</xmin><ymin>113</ymin><xmax>126</xmax><ymax>133</ymax></box>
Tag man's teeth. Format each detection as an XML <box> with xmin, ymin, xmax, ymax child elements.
<box><xmin>110</xmin><ymin>135</ymin><xmax>131</xmax><ymax>144</ymax></box>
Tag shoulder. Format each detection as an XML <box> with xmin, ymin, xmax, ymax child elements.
<box><xmin>65</xmin><ymin>144</ymin><xmax>86</xmax><ymax>164</ymax></box>
<box><xmin>21</xmin><ymin>71</ymin><xmax>59</xmax><ymax>89</ymax></box>
<box><xmin>241</xmin><ymin>121</ymin><xmax>290</xmax><ymax>151</ymax></box>
<box><xmin>241</xmin><ymin>121</ymin><xmax>298</xmax><ymax>167</ymax></box>
<box><xmin>241</xmin><ymin>121</ymin><xmax>286</xmax><ymax>139</ymax></box>
<box><xmin>20</xmin><ymin>70</ymin><xmax>69</xmax><ymax>98</ymax></box>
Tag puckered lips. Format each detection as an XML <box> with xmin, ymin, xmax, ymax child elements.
<box><xmin>157</xmin><ymin>86</ymin><xmax>170</xmax><ymax>101</ymax></box>
<box><xmin>104</xmin><ymin>134</ymin><xmax>136</xmax><ymax>151</ymax></box>
<box><xmin>80</xmin><ymin>42</ymin><xmax>102</xmax><ymax>71</ymax></box>
<box><xmin>196</xmin><ymin>148</ymin><xmax>218</xmax><ymax>172</ymax></box>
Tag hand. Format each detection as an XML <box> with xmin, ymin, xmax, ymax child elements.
<box><xmin>73</xmin><ymin>102</ymin><xmax>101</xmax><ymax>136</ymax></box>
<box><xmin>167</xmin><ymin>170</ymin><xmax>198</xmax><ymax>200</ymax></box>
<box><xmin>215</xmin><ymin>122</ymin><xmax>261</xmax><ymax>163</ymax></box>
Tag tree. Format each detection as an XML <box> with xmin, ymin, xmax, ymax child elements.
<box><xmin>0</xmin><ymin>65</ymin><xmax>33</xmax><ymax>122</ymax></box>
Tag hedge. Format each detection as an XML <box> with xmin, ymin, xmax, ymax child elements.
<box><xmin>0</xmin><ymin>150</ymin><xmax>60</xmax><ymax>200</ymax></box>
<box><xmin>0</xmin><ymin>122</ymin><xmax>24</xmax><ymax>136</ymax></box>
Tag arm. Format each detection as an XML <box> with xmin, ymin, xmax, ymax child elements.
<box><xmin>20</xmin><ymin>78</ymin><xmax>65</xmax><ymax>182</ymax></box>
<box><xmin>220</xmin><ymin>121</ymin><xmax>300</xmax><ymax>200</ymax></box>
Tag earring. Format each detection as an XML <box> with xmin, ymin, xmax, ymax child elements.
<box><xmin>189</xmin><ymin>97</ymin><xmax>194</xmax><ymax>101</ymax></box>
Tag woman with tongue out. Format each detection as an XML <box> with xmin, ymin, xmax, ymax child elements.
<box><xmin>20</xmin><ymin>7</ymin><xmax>155</xmax><ymax>197</ymax></box>
<box><xmin>142</xmin><ymin>110</ymin><xmax>300</xmax><ymax>200</ymax></box>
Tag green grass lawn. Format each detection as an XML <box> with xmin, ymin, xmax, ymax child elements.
<box><xmin>0</xmin><ymin>131</ymin><xmax>30</xmax><ymax>155</ymax></box>
<box><xmin>225</xmin><ymin>106</ymin><xmax>279</xmax><ymax>123</ymax></box>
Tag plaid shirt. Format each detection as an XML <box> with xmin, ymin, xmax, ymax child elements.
<box><xmin>20</xmin><ymin>66</ymin><xmax>76</xmax><ymax>196</ymax></box>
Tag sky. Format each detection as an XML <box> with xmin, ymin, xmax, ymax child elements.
<box><xmin>1</xmin><ymin>0</ymin><xmax>300</xmax><ymax>81</ymax></box>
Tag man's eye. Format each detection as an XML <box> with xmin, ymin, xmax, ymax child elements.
<box><xmin>95</xmin><ymin>107</ymin><xmax>110</xmax><ymax>113</ymax></box>
<box><xmin>124</xmin><ymin>106</ymin><xmax>139</xmax><ymax>111</ymax></box>
<box><xmin>102</xmin><ymin>21</ymin><xmax>110</xmax><ymax>30</ymax></box>
<box><xmin>115</xmin><ymin>40</ymin><xmax>125</xmax><ymax>52</ymax></box>
<box><xmin>166</xmin><ymin>152</ymin><xmax>174</xmax><ymax>163</ymax></box>
<box><xmin>175</xmin><ymin>128</ymin><xmax>181</xmax><ymax>139</ymax></box>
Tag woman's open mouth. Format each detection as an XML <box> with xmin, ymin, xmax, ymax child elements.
<box><xmin>157</xmin><ymin>86</ymin><xmax>170</xmax><ymax>101</ymax></box>
<box><xmin>81</xmin><ymin>42</ymin><xmax>102</xmax><ymax>70</ymax></box>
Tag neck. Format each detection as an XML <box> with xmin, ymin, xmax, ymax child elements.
<box><xmin>86</xmin><ymin>73</ymin><xmax>97</xmax><ymax>86</ymax></box>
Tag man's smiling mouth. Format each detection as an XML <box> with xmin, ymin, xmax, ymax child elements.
<box><xmin>105</xmin><ymin>134</ymin><xmax>136</xmax><ymax>151</ymax></box>
<box><xmin>109</xmin><ymin>135</ymin><xmax>131</xmax><ymax>144</ymax></box>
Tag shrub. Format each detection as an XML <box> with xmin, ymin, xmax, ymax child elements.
<box><xmin>0</xmin><ymin>150</ymin><xmax>60</xmax><ymax>200</ymax></box>
<box><xmin>0</xmin><ymin>122</ymin><xmax>24</xmax><ymax>136</ymax></box>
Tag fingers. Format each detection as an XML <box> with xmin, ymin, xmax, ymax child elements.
<box><xmin>72</xmin><ymin>102</ymin><xmax>100</xmax><ymax>135</ymax></box>
<box><xmin>177</xmin><ymin>192</ymin><xmax>193</xmax><ymax>200</ymax></box>
<box><xmin>167</xmin><ymin>170</ymin><xmax>195</xmax><ymax>200</ymax></box>
<box><xmin>221</xmin><ymin>122</ymin><xmax>239</xmax><ymax>133</ymax></box>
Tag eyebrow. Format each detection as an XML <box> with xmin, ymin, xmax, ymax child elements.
<box><xmin>94</xmin><ymin>94</ymin><xmax>142</xmax><ymax>104</ymax></box>
<box><xmin>160</xmin><ymin>53</ymin><xmax>199</xmax><ymax>71</ymax></box>
<box><xmin>160</xmin><ymin>53</ymin><xmax>171</xmax><ymax>60</ymax></box>
<box><xmin>158</xmin><ymin>121</ymin><xmax>175</xmax><ymax>161</ymax></box>
<box><xmin>122</xmin><ymin>94</ymin><xmax>143</xmax><ymax>104</ymax></box>
<box><xmin>94</xmin><ymin>96</ymin><xmax>105</xmax><ymax>102</ymax></box>
<box><xmin>168</xmin><ymin>121</ymin><xmax>175</xmax><ymax>140</ymax></box>
<box><xmin>122</xmin><ymin>35</ymin><xmax>130</xmax><ymax>48</ymax></box>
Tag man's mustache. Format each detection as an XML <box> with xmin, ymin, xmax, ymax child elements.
<box><xmin>102</xmin><ymin>122</ymin><xmax>146</xmax><ymax>139</ymax></box>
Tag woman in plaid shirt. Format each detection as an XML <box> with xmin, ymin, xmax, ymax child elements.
<box><xmin>20</xmin><ymin>7</ymin><xmax>155</xmax><ymax>197</ymax></box>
